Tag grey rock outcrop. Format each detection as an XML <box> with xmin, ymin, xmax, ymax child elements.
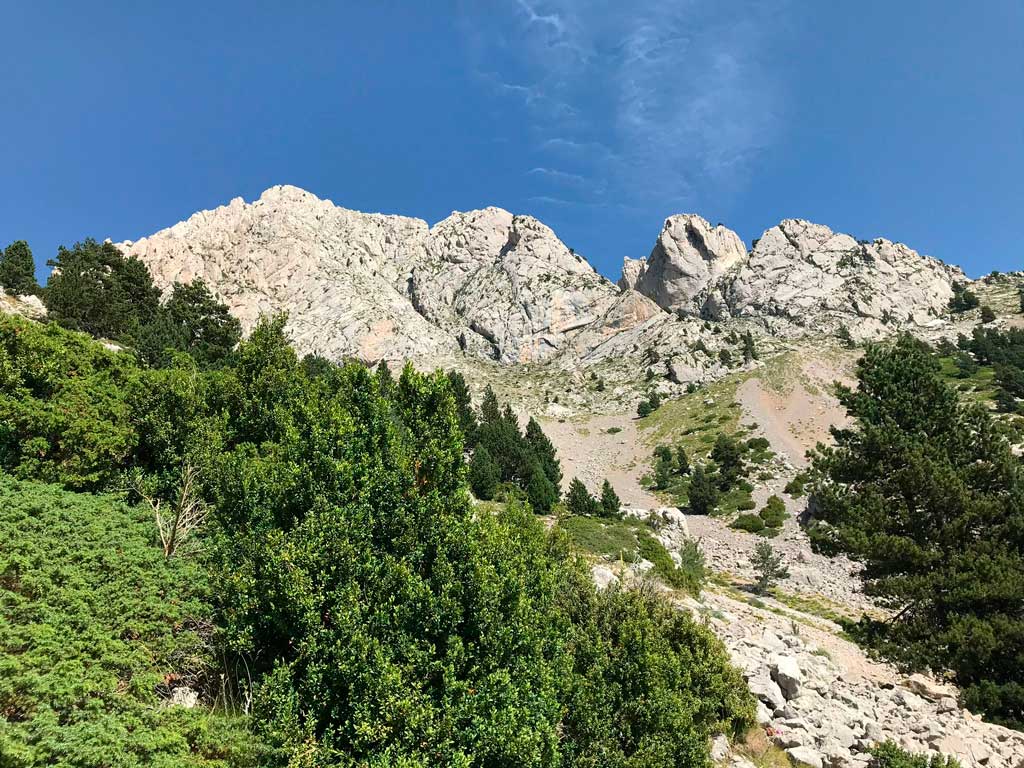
<box><xmin>0</xmin><ymin>288</ymin><xmax>46</xmax><ymax>321</ymax></box>
<box><xmin>120</xmin><ymin>186</ymin><xmax>619</xmax><ymax>366</ymax></box>
<box><xmin>631</xmin><ymin>214</ymin><xmax>748</xmax><ymax>314</ymax></box>
<box><xmin>723</xmin><ymin>220</ymin><xmax>962</xmax><ymax>331</ymax></box>
<box><xmin>626</xmin><ymin>216</ymin><xmax>964</xmax><ymax>335</ymax></box>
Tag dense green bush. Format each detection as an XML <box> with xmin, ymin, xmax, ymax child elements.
<box><xmin>0</xmin><ymin>476</ymin><xmax>271</xmax><ymax>766</ymax></box>
<box><xmin>730</xmin><ymin>513</ymin><xmax>765</xmax><ymax>533</ymax></box>
<box><xmin>809</xmin><ymin>335</ymin><xmax>1024</xmax><ymax>729</ymax></box>
<box><xmin>759</xmin><ymin>495</ymin><xmax>788</xmax><ymax>528</ymax></box>
<box><xmin>868</xmin><ymin>740</ymin><xmax>960</xmax><ymax>768</ymax></box>
<box><xmin>0</xmin><ymin>307</ymin><xmax>755</xmax><ymax>764</ymax></box>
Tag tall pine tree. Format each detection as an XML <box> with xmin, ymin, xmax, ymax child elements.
<box><xmin>0</xmin><ymin>240</ymin><xmax>40</xmax><ymax>296</ymax></box>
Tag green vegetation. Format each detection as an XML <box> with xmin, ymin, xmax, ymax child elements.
<box><xmin>731</xmin><ymin>513</ymin><xmax>765</xmax><ymax>533</ymax></box>
<box><xmin>869</xmin><ymin>741</ymin><xmax>960</xmax><ymax>768</ymax></box>
<box><xmin>948</xmin><ymin>282</ymin><xmax>980</xmax><ymax>313</ymax></box>
<box><xmin>0</xmin><ymin>291</ymin><xmax>754</xmax><ymax>764</ymax></box>
<box><xmin>466</xmin><ymin>387</ymin><xmax>561</xmax><ymax>511</ymax></box>
<box><xmin>758</xmin><ymin>495</ymin><xmax>788</xmax><ymax>529</ymax></box>
<box><xmin>809</xmin><ymin>335</ymin><xmax>1024</xmax><ymax>729</ymax></box>
<box><xmin>750</xmin><ymin>541</ymin><xmax>789</xmax><ymax>595</ymax></box>
<box><xmin>0</xmin><ymin>477</ymin><xmax>270</xmax><ymax>766</ymax></box>
<box><xmin>560</xmin><ymin>515</ymin><xmax>646</xmax><ymax>559</ymax></box>
<box><xmin>0</xmin><ymin>240</ymin><xmax>40</xmax><ymax>296</ymax></box>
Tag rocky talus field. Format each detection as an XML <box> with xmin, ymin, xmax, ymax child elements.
<box><xmin>10</xmin><ymin>186</ymin><xmax>1023</xmax><ymax>767</ymax></box>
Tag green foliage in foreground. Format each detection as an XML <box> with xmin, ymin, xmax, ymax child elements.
<box><xmin>809</xmin><ymin>335</ymin><xmax>1024</xmax><ymax>729</ymax></box>
<box><xmin>868</xmin><ymin>740</ymin><xmax>960</xmax><ymax>768</ymax></box>
<box><xmin>0</xmin><ymin>313</ymin><xmax>754</xmax><ymax>765</ymax></box>
<box><xmin>0</xmin><ymin>476</ymin><xmax>271</xmax><ymax>767</ymax></box>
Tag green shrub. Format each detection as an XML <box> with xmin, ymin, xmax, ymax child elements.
<box><xmin>0</xmin><ymin>476</ymin><xmax>271</xmax><ymax>766</ymax></box>
<box><xmin>737</xmin><ymin>497</ymin><xmax>757</xmax><ymax>511</ymax></box>
<box><xmin>868</xmin><ymin>740</ymin><xmax>960</xmax><ymax>768</ymax></box>
<box><xmin>731</xmin><ymin>513</ymin><xmax>765</xmax><ymax>533</ymax></box>
<box><xmin>638</xmin><ymin>532</ymin><xmax>705</xmax><ymax>594</ymax></box>
<box><xmin>759</xmin><ymin>495</ymin><xmax>788</xmax><ymax>528</ymax></box>
<box><xmin>783</xmin><ymin>473</ymin><xmax>808</xmax><ymax>498</ymax></box>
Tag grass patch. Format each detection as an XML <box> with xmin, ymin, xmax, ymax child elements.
<box><xmin>560</xmin><ymin>515</ymin><xmax>645</xmax><ymax>559</ymax></box>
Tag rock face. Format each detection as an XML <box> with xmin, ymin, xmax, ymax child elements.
<box><xmin>117</xmin><ymin>186</ymin><xmax>968</xmax><ymax>371</ymax></box>
<box><xmin>723</xmin><ymin>220</ymin><xmax>963</xmax><ymax>330</ymax></box>
<box><xmin>630</xmin><ymin>215</ymin><xmax>748</xmax><ymax>314</ymax></box>
<box><xmin>0</xmin><ymin>288</ymin><xmax>46</xmax><ymax>321</ymax></box>
<box><xmin>627</xmin><ymin>216</ymin><xmax>964</xmax><ymax>334</ymax></box>
<box><xmin>120</xmin><ymin>186</ymin><xmax>619</xmax><ymax>365</ymax></box>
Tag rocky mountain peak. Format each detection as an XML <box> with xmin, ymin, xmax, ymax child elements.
<box><xmin>625</xmin><ymin>214</ymin><xmax>748</xmax><ymax>314</ymax></box>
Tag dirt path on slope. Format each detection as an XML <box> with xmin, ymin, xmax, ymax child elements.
<box><xmin>539</xmin><ymin>412</ymin><xmax>660</xmax><ymax>508</ymax></box>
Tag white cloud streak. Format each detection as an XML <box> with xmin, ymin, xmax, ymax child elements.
<box><xmin>459</xmin><ymin>0</ymin><xmax>790</xmax><ymax>208</ymax></box>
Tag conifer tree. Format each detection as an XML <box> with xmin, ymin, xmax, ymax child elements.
<box><xmin>599</xmin><ymin>479</ymin><xmax>621</xmax><ymax>518</ymax></box>
<box><xmin>525</xmin><ymin>416</ymin><xmax>561</xmax><ymax>488</ymax></box>
<box><xmin>751</xmin><ymin>541</ymin><xmax>788</xmax><ymax>594</ymax></box>
<box><xmin>566</xmin><ymin>477</ymin><xmax>595</xmax><ymax>516</ymax></box>
<box><xmin>0</xmin><ymin>240</ymin><xmax>40</xmax><ymax>295</ymax></box>
<box><xmin>810</xmin><ymin>334</ymin><xmax>1024</xmax><ymax>728</ymax></box>
<box><xmin>687</xmin><ymin>464</ymin><xmax>719</xmax><ymax>516</ymax></box>
<box><xmin>479</xmin><ymin>385</ymin><xmax>501</xmax><ymax>425</ymax></box>
<box><xmin>469</xmin><ymin>445</ymin><xmax>500</xmax><ymax>500</ymax></box>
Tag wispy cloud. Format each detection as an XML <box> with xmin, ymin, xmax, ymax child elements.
<box><xmin>527</xmin><ymin>166</ymin><xmax>587</xmax><ymax>186</ymax></box>
<box><xmin>458</xmin><ymin>0</ymin><xmax>790</xmax><ymax>208</ymax></box>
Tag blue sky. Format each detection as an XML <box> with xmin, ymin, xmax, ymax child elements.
<box><xmin>2</xmin><ymin>0</ymin><xmax>1021</xmax><ymax>284</ymax></box>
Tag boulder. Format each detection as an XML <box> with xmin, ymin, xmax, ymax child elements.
<box><xmin>748</xmin><ymin>673</ymin><xmax>787</xmax><ymax>712</ymax></box>
<box><xmin>772</xmin><ymin>656</ymin><xmax>804</xmax><ymax>699</ymax></box>
<box><xmin>787</xmin><ymin>746</ymin><xmax>824</xmax><ymax>768</ymax></box>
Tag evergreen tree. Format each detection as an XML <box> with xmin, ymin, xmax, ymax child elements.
<box><xmin>479</xmin><ymin>385</ymin><xmax>501</xmax><ymax>425</ymax></box>
<box><xmin>44</xmin><ymin>239</ymin><xmax>161</xmax><ymax>340</ymax></box>
<box><xmin>375</xmin><ymin>360</ymin><xmax>394</xmax><ymax>393</ymax></box>
<box><xmin>566</xmin><ymin>477</ymin><xmax>595</xmax><ymax>516</ymax></box>
<box><xmin>446</xmin><ymin>370</ymin><xmax>477</xmax><ymax>446</ymax></box>
<box><xmin>525</xmin><ymin>461</ymin><xmax>559</xmax><ymax>513</ymax></box>
<box><xmin>710</xmin><ymin>432</ymin><xmax>745</xmax><ymax>489</ymax></box>
<box><xmin>742</xmin><ymin>331</ymin><xmax>758</xmax><ymax>363</ymax></box>
<box><xmin>469</xmin><ymin>445</ymin><xmax>500</xmax><ymax>500</ymax></box>
<box><xmin>981</xmin><ymin>305</ymin><xmax>997</xmax><ymax>324</ymax></box>
<box><xmin>809</xmin><ymin>335</ymin><xmax>1024</xmax><ymax>728</ymax></box>
<box><xmin>525</xmin><ymin>416</ymin><xmax>561</xmax><ymax>488</ymax></box>
<box><xmin>676</xmin><ymin>446</ymin><xmax>690</xmax><ymax>476</ymax></box>
<box><xmin>653</xmin><ymin>459</ymin><xmax>672</xmax><ymax>490</ymax></box>
<box><xmin>0</xmin><ymin>240</ymin><xmax>40</xmax><ymax>295</ymax></box>
<box><xmin>599</xmin><ymin>479</ymin><xmax>621</xmax><ymax>518</ymax></box>
<box><xmin>687</xmin><ymin>464</ymin><xmax>719</xmax><ymax>515</ymax></box>
<box><xmin>137</xmin><ymin>278</ymin><xmax>241</xmax><ymax>367</ymax></box>
<box><xmin>751</xmin><ymin>541</ymin><xmax>789</xmax><ymax>594</ymax></box>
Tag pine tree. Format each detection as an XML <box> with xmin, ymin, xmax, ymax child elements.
<box><xmin>751</xmin><ymin>541</ymin><xmax>789</xmax><ymax>594</ymax></box>
<box><xmin>599</xmin><ymin>479</ymin><xmax>621</xmax><ymax>518</ymax></box>
<box><xmin>479</xmin><ymin>385</ymin><xmax>501</xmax><ymax>425</ymax></box>
<box><xmin>525</xmin><ymin>461</ymin><xmax>559</xmax><ymax>513</ymax></box>
<box><xmin>375</xmin><ymin>360</ymin><xmax>394</xmax><ymax>393</ymax></box>
<box><xmin>446</xmin><ymin>370</ymin><xmax>478</xmax><ymax>446</ymax></box>
<box><xmin>687</xmin><ymin>464</ymin><xmax>719</xmax><ymax>515</ymax></box>
<box><xmin>981</xmin><ymin>305</ymin><xmax>996</xmax><ymax>324</ymax></box>
<box><xmin>710</xmin><ymin>433</ymin><xmax>745</xmax><ymax>489</ymax></box>
<box><xmin>742</xmin><ymin>331</ymin><xmax>758</xmax><ymax>363</ymax></box>
<box><xmin>0</xmin><ymin>240</ymin><xmax>40</xmax><ymax>295</ymax></box>
<box><xmin>468</xmin><ymin>445</ymin><xmax>500</xmax><ymax>500</ymax></box>
<box><xmin>810</xmin><ymin>334</ymin><xmax>1024</xmax><ymax>727</ymax></box>
<box><xmin>525</xmin><ymin>417</ymin><xmax>561</xmax><ymax>488</ymax></box>
<box><xmin>676</xmin><ymin>446</ymin><xmax>690</xmax><ymax>476</ymax></box>
<box><xmin>566</xmin><ymin>477</ymin><xmax>595</xmax><ymax>516</ymax></box>
<box><xmin>44</xmin><ymin>239</ymin><xmax>160</xmax><ymax>340</ymax></box>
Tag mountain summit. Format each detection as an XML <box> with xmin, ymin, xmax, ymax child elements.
<box><xmin>119</xmin><ymin>185</ymin><xmax>965</xmax><ymax>370</ymax></box>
